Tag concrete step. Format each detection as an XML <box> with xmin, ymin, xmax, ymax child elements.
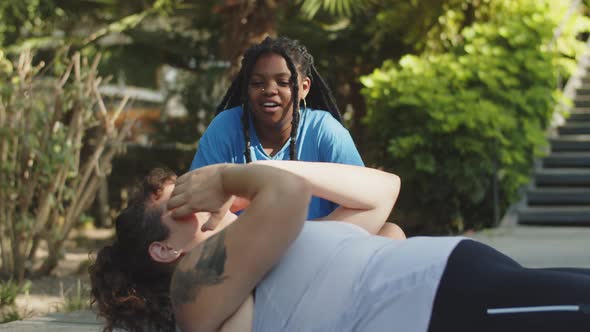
<box><xmin>567</xmin><ymin>107</ymin><xmax>590</xmax><ymax>122</ymax></box>
<box><xmin>550</xmin><ymin>135</ymin><xmax>590</xmax><ymax>152</ymax></box>
<box><xmin>543</xmin><ymin>152</ymin><xmax>590</xmax><ymax>168</ymax></box>
<box><xmin>527</xmin><ymin>187</ymin><xmax>590</xmax><ymax>205</ymax></box>
<box><xmin>569</xmin><ymin>111</ymin><xmax>590</xmax><ymax>122</ymax></box>
<box><xmin>519</xmin><ymin>206</ymin><xmax>590</xmax><ymax>225</ymax></box>
<box><xmin>557</xmin><ymin>122</ymin><xmax>590</xmax><ymax>135</ymax></box>
<box><xmin>535</xmin><ymin>168</ymin><xmax>590</xmax><ymax>186</ymax></box>
<box><xmin>575</xmin><ymin>95</ymin><xmax>590</xmax><ymax>107</ymax></box>
<box><xmin>576</xmin><ymin>87</ymin><xmax>590</xmax><ymax>95</ymax></box>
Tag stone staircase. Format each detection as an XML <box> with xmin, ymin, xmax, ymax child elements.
<box><xmin>518</xmin><ymin>82</ymin><xmax>590</xmax><ymax>225</ymax></box>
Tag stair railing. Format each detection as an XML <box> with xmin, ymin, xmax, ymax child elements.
<box><xmin>495</xmin><ymin>0</ymin><xmax>588</xmax><ymax>227</ymax></box>
<box><xmin>550</xmin><ymin>0</ymin><xmax>588</xmax><ymax>134</ymax></box>
<box><xmin>549</xmin><ymin>0</ymin><xmax>582</xmax><ymax>51</ymax></box>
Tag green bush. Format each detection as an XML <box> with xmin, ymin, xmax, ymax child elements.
<box><xmin>0</xmin><ymin>50</ymin><xmax>132</xmax><ymax>281</ymax></box>
<box><xmin>0</xmin><ymin>279</ymin><xmax>30</xmax><ymax>306</ymax></box>
<box><xmin>361</xmin><ymin>0</ymin><xmax>590</xmax><ymax>233</ymax></box>
<box><xmin>0</xmin><ymin>278</ymin><xmax>31</xmax><ymax>323</ymax></box>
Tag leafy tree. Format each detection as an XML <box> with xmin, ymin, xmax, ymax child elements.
<box><xmin>361</xmin><ymin>0</ymin><xmax>590</xmax><ymax>233</ymax></box>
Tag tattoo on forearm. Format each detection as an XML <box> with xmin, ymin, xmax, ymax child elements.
<box><xmin>171</xmin><ymin>231</ymin><xmax>228</xmax><ymax>305</ymax></box>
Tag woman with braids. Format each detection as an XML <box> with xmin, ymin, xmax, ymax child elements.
<box><xmin>91</xmin><ymin>161</ymin><xmax>590</xmax><ymax>332</ymax></box>
<box><xmin>187</xmin><ymin>37</ymin><xmax>407</xmax><ymax>239</ymax></box>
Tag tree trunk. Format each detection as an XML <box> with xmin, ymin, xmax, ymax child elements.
<box><xmin>217</xmin><ymin>0</ymin><xmax>283</xmax><ymax>78</ymax></box>
<box><xmin>93</xmin><ymin>178</ymin><xmax>111</xmax><ymax>228</ymax></box>
<box><xmin>34</xmin><ymin>240</ymin><xmax>63</xmax><ymax>278</ymax></box>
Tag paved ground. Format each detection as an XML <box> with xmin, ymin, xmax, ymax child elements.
<box><xmin>2</xmin><ymin>224</ymin><xmax>589</xmax><ymax>331</ymax></box>
<box><xmin>0</xmin><ymin>311</ymin><xmax>105</xmax><ymax>331</ymax></box>
<box><xmin>467</xmin><ymin>225</ymin><xmax>590</xmax><ymax>268</ymax></box>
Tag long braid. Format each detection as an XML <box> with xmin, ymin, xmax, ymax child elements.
<box><xmin>242</xmin><ymin>102</ymin><xmax>252</xmax><ymax>162</ymax></box>
<box><xmin>290</xmin><ymin>101</ymin><xmax>300</xmax><ymax>160</ymax></box>
<box><xmin>238</xmin><ymin>44</ymin><xmax>267</xmax><ymax>163</ymax></box>
<box><xmin>215</xmin><ymin>75</ymin><xmax>240</xmax><ymax>115</ymax></box>
<box><xmin>213</xmin><ymin>65</ymin><xmax>253</xmax><ymax>162</ymax></box>
<box><xmin>308</xmin><ymin>64</ymin><xmax>342</xmax><ymax>123</ymax></box>
<box><xmin>239</xmin><ymin>51</ymin><xmax>259</xmax><ymax>163</ymax></box>
<box><xmin>277</xmin><ymin>49</ymin><xmax>300</xmax><ymax>160</ymax></box>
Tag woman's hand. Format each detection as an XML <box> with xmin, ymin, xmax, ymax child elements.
<box><xmin>167</xmin><ymin>164</ymin><xmax>235</xmax><ymax>231</ymax></box>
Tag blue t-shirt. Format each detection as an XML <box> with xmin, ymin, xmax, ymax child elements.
<box><xmin>190</xmin><ymin>106</ymin><xmax>364</xmax><ymax>219</ymax></box>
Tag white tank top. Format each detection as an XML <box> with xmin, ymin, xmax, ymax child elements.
<box><xmin>252</xmin><ymin>222</ymin><xmax>463</xmax><ymax>332</ymax></box>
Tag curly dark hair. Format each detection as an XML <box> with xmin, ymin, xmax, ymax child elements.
<box><xmin>216</xmin><ymin>36</ymin><xmax>342</xmax><ymax>162</ymax></box>
<box><xmin>89</xmin><ymin>168</ymin><xmax>178</xmax><ymax>332</ymax></box>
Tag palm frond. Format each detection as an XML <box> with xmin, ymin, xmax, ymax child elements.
<box><xmin>297</xmin><ymin>0</ymin><xmax>375</xmax><ymax>19</ymax></box>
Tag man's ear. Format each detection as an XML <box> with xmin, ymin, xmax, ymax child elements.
<box><xmin>148</xmin><ymin>241</ymin><xmax>182</xmax><ymax>263</ymax></box>
<box><xmin>300</xmin><ymin>76</ymin><xmax>311</xmax><ymax>99</ymax></box>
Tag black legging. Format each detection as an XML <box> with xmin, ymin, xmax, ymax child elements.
<box><xmin>428</xmin><ymin>240</ymin><xmax>590</xmax><ymax>332</ymax></box>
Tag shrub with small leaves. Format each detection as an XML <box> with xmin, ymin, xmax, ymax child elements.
<box><xmin>361</xmin><ymin>0</ymin><xmax>590</xmax><ymax>233</ymax></box>
<box><xmin>0</xmin><ymin>49</ymin><xmax>133</xmax><ymax>281</ymax></box>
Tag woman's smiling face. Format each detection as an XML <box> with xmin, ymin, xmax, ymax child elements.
<box><xmin>247</xmin><ymin>53</ymin><xmax>310</xmax><ymax>130</ymax></box>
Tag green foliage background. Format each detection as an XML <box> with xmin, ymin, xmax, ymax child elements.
<box><xmin>1</xmin><ymin>0</ymin><xmax>590</xmax><ymax>236</ymax></box>
<box><xmin>361</xmin><ymin>0</ymin><xmax>590</xmax><ymax>232</ymax></box>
